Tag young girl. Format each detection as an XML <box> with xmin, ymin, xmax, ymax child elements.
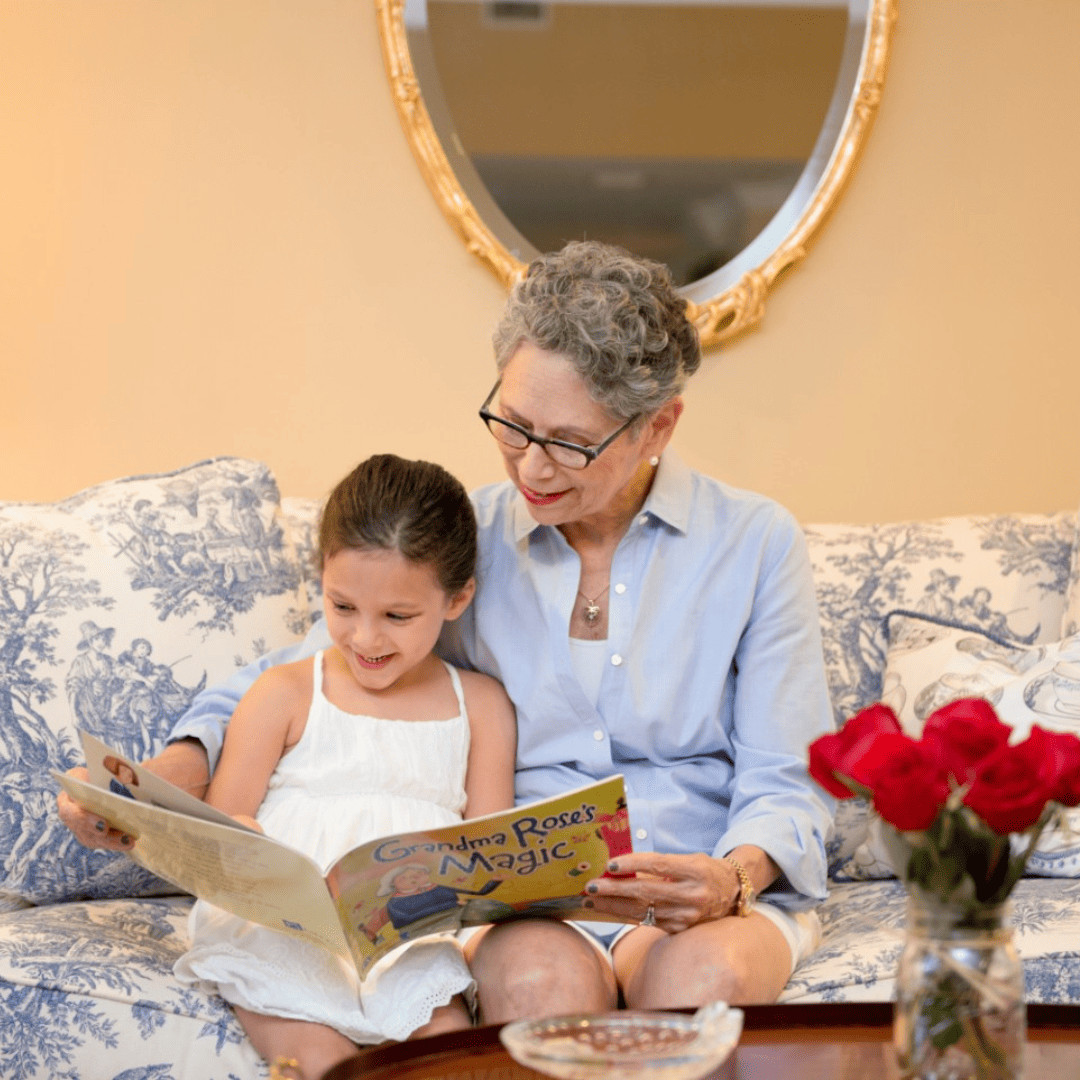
<box><xmin>174</xmin><ymin>455</ymin><xmax>517</xmax><ymax>1080</ymax></box>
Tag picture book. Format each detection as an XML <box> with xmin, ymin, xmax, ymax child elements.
<box><xmin>55</xmin><ymin>732</ymin><xmax>633</xmax><ymax>979</ymax></box>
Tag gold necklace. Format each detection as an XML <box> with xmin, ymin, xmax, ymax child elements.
<box><xmin>578</xmin><ymin>585</ymin><xmax>609</xmax><ymax>625</ymax></box>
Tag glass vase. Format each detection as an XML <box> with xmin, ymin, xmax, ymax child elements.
<box><xmin>894</xmin><ymin>892</ymin><xmax>1025</xmax><ymax>1080</ymax></box>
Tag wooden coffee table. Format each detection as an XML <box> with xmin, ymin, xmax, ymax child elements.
<box><xmin>322</xmin><ymin>1003</ymin><xmax>1080</xmax><ymax>1080</ymax></box>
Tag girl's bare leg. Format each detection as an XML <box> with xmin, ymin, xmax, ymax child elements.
<box><xmin>407</xmin><ymin>994</ymin><xmax>473</xmax><ymax>1038</ymax></box>
<box><xmin>233</xmin><ymin>1007</ymin><xmax>358</xmax><ymax>1079</ymax></box>
<box><xmin>466</xmin><ymin>920</ymin><xmax>617</xmax><ymax>1024</ymax></box>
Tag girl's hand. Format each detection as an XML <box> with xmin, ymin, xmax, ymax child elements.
<box><xmin>232</xmin><ymin>814</ymin><xmax>264</xmax><ymax>833</ymax></box>
<box><xmin>582</xmin><ymin>852</ymin><xmax>743</xmax><ymax>934</ymax></box>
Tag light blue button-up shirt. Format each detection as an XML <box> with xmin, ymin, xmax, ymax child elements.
<box><xmin>170</xmin><ymin>453</ymin><xmax>836</xmax><ymax>909</ymax></box>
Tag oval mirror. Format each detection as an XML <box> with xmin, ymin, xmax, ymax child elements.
<box><xmin>377</xmin><ymin>0</ymin><xmax>895</xmax><ymax>347</ymax></box>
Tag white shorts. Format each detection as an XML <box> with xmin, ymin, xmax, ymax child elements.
<box><xmin>571</xmin><ymin>901</ymin><xmax>822</xmax><ymax>980</ymax></box>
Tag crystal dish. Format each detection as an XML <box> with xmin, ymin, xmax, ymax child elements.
<box><xmin>498</xmin><ymin>1001</ymin><xmax>744</xmax><ymax>1080</ymax></box>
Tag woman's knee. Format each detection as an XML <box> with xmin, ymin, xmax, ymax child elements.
<box><xmin>621</xmin><ymin>923</ymin><xmax>787</xmax><ymax>1009</ymax></box>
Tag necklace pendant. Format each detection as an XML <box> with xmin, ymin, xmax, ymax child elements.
<box><xmin>584</xmin><ymin>601</ymin><xmax>601</xmax><ymax>624</ymax></box>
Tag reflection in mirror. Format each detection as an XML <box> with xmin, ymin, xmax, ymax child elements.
<box><xmin>379</xmin><ymin>0</ymin><xmax>895</xmax><ymax>346</ymax></box>
<box><xmin>424</xmin><ymin>0</ymin><xmax>846</xmax><ymax>289</ymax></box>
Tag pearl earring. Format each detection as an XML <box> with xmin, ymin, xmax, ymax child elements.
<box><xmin>649</xmin><ymin>456</ymin><xmax>660</xmax><ymax>467</ymax></box>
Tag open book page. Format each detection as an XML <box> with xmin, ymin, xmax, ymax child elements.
<box><xmin>325</xmin><ymin>773</ymin><xmax>632</xmax><ymax>979</ymax></box>
<box><xmin>79</xmin><ymin>730</ymin><xmax>258</xmax><ymax>832</ymax></box>
<box><xmin>54</xmin><ymin>772</ymin><xmax>352</xmax><ymax>961</ymax></box>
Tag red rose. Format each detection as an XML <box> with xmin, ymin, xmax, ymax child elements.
<box><xmin>808</xmin><ymin>703</ymin><xmax>903</xmax><ymax>799</ymax></box>
<box><xmin>921</xmin><ymin>698</ymin><xmax>1012</xmax><ymax>783</ymax></box>
<box><xmin>963</xmin><ymin>737</ymin><xmax>1056</xmax><ymax>834</ymax></box>
<box><xmin>857</xmin><ymin>732</ymin><xmax>950</xmax><ymax>832</ymax></box>
<box><xmin>1025</xmin><ymin>726</ymin><xmax>1080</xmax><ymax>808</ymax></box>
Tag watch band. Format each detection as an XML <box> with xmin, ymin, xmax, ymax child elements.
<box><xmin>722</xmin><ymin>856</ymin><xmax>755</xmax><ymax>917</ymax></box>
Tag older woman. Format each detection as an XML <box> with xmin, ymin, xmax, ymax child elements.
<box><xmin>60</xmin><ymin>240</ymin><xmax>835</xmax><ymax>1018</ymax></box>
<box><xmin>440</xmin><ymin>242</ymin><xmax>834</xmax><ymax>1015</ymax></box>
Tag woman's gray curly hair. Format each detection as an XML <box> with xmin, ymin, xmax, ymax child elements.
<box><xmin>492</xmin><ymin>240</ymin><xmax>702</xmax><ymax>421</ymax></box>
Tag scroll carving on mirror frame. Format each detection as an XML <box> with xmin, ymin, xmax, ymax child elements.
<box><xmin>375</xmin><ymin>0</ymin><xmax>897</xmax><ymax>350</ymax></box>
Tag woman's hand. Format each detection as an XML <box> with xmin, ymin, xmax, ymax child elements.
<box><xmin>56</xmin><ymin>740</ymin><xmax>211</xmax><ymax>851</ymax></box>
<box><xmin>583</xmin><ymin>848</ymin><xmax>776</xmax><ymax>934</ymax></box>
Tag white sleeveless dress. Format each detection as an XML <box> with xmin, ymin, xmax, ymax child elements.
<box><xmin>173</xmin><ymin>651</ymin><xmax>475</xmax><ymax>1043</ymax></box>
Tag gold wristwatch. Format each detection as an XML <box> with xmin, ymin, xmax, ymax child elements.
<box><xmin>722</xmin><ymin>856</ymin><xmax>756</xmax><ymax>917</ymax></box>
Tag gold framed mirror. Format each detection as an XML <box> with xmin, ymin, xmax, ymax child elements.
<box><xmin>377</xmin><ymin>0</ymin><xmax>896</xmax><ymax>348</ymax></box>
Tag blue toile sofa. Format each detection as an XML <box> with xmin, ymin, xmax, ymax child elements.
<box><xmin>1</xmin><ymin>457</ymin><xmax>1079</xmax><ymax>1078</ymax></box>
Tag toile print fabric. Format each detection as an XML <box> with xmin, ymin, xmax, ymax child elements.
<box><xmin>0</xmin><ymin>897</ymin><xmax>266</xmax><ymax>1078</ymax></box>
<box><xmin>280</xmin><ymin>494</ymin><xmax>325</xmax><ymax>627</ymax></box>
<box><xmin>0</xmin><ymin>469</ymin><xmax>1078</xmax><ymax>1078</ymax></box>
<box><xmin>0</xmin><ymin>458</ymin><xmax>311</xmax><ymax>906</ymax></box>
<box><xmin>780</xmin><ymin>876</ymin><xmax>1080</xmax><ymax>1004</ymax></box>
<box><xmin>1062</xmin><ymin>499</ymin><xmax>1080</xmax><ymax>638</ymax></box>
<box><xmin>868</xmin><ymin>614</ymin><xmax>1080</xmax><ymax>876</ymax></box>
<box><xmin>804</xmin><ymin>511</ymin><xmax>1076</xmax><ymax>878</ymax></box>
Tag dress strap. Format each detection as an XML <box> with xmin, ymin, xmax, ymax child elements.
<box><xmin>441</xmin><ymin>660</ymin><xmax>468</xmax><ymax>720</ymax></box>
<box><xmin>312</xmin><ymin>649</ymin><xmax>326</xmax><ymax>703</ymax></box>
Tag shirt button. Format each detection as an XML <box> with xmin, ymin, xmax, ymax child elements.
<box><xmin>593</xmin><ymin>729</ymin><xmax>604</xmax><ymax>741</ymax></box>
<box><xmin>611</xmin><ymin>654</ymin><xmax>624</xmax><ymax>666</ymax></box>
<box><xmin>614</xmin><ymin>583</ymin><xmax>627</xmax><ymax>595</ymax></box>
<box><xmin>636</xmin><ymin>828</ymin><xmax>648</xmax><ymax>840</ymax></box>
<box><xmin>637</xmin><ymin>515</ymin><xmax>648</xmax><ymax>526</ymax></box>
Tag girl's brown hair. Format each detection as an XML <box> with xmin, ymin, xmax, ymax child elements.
<box><xmin>318</xmin><ymin>455</ymin><xmax>476</xmax><ymax>596</ymax></box>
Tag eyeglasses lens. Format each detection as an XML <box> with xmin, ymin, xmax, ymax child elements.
<box><xmin>484</xmin><ymin>417</ymin><xmax>590</xmax><ymax>470</ymax></box>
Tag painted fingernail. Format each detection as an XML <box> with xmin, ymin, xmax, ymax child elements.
<box><xmin>608</xmin><ymin>861</ymin><xmax>619</xmax><ymax>872</ymax></box>
<box><xmin>94</xmin><ymin>820</ymin><xmax>106</xmax><ymax>833</ymax></box>
<box><xmin>121</xmin><ymin>835</ymin><xmax>132</xmax><ymax>846</ymax></box>
<box><xmin>583</xmin><ymin>900</ymin><xmax>594</xmax><ymax>909</ymax></box>
<box><xmin>586</xmin><ymin>882</ymin><xmax>598</xmax><ymax>894</ymax></box>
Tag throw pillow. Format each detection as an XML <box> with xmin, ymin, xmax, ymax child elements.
<box><xmin>0</xmin><ymin>458</ymin><xmax>312</xmax><ymax>904</ymax></box>
<box><xmin>807</xmin><ymin>511</ymin><xmax>1075</xmax><ymax>874</ymax></box>
<box><xmin>840</xmin><ymin>612</ymin><xmax>1080</xmax><ymax>880</ymax></box>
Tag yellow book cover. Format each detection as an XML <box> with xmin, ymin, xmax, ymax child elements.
<box><xmin>327</xmin><ymin>773</ymin><xmax>632</xmax><ymax>978</ymax></box>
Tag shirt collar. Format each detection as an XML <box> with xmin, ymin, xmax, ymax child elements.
<box><xmin>509</xmin><ymin>449</ymin><xmax>693</xmax><ymax>542</ymax></box>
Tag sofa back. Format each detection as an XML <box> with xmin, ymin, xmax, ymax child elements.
<box><xmin>2</xmin><ymin>456</ymin><xmax>1076</xmax><ymax>905</ymax></box>
<box><xmin>0</xmin><ymin>459</ymin><xmax>314</xmax><ymax>905</ymax></box>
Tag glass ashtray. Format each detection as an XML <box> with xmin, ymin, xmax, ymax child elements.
<box><xmin>499</xmin><ymin>1001</ymin><xmax>744</xmax><ymax>1080</ymax></box>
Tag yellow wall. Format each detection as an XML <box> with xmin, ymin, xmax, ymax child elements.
<box><xmin>1</xmin><ymin>0</ymin><xmax>1077</xmax><ymax>523</ymax></box>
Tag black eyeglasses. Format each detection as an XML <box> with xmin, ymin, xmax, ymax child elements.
<box><xmin>478</xmin><ymin>380</ymin><xmax>638</xmax><ymax>471</ymax></box>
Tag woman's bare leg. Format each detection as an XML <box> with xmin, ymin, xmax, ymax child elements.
<box><xmin>233</xmin><ymin>1007</ymin><xmax>358</xmax><ymax>1079</ymax></box>
<box><xmin>613</xmin><ymin>914</ymin><xmax>792</xmax><ymax>1009</ymax></box>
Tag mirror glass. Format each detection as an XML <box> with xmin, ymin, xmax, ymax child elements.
<box><xmin>383</xmin><ymin>0</ymin><xmax>892</xmax><ymax>345</ymax></box>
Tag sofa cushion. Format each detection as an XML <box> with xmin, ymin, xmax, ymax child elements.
<box><xmin>807</xmin><ymin>512</ymin><xmax>1074</xmax><ymax>875</ymax></box>
<box><xmin>0</xmin><ymin>897</ymin><xmax>263</xmax><ymax>1078</ymax></box>
<box><xmin>0</xmin><ymin>458</ymin><xmax>312</xmax><ymax>905</ymax></box>
<box><xmin>781</xmin><ymin>876</ymin><xmax>1080</xmax><ymax>1004</ymax></box>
